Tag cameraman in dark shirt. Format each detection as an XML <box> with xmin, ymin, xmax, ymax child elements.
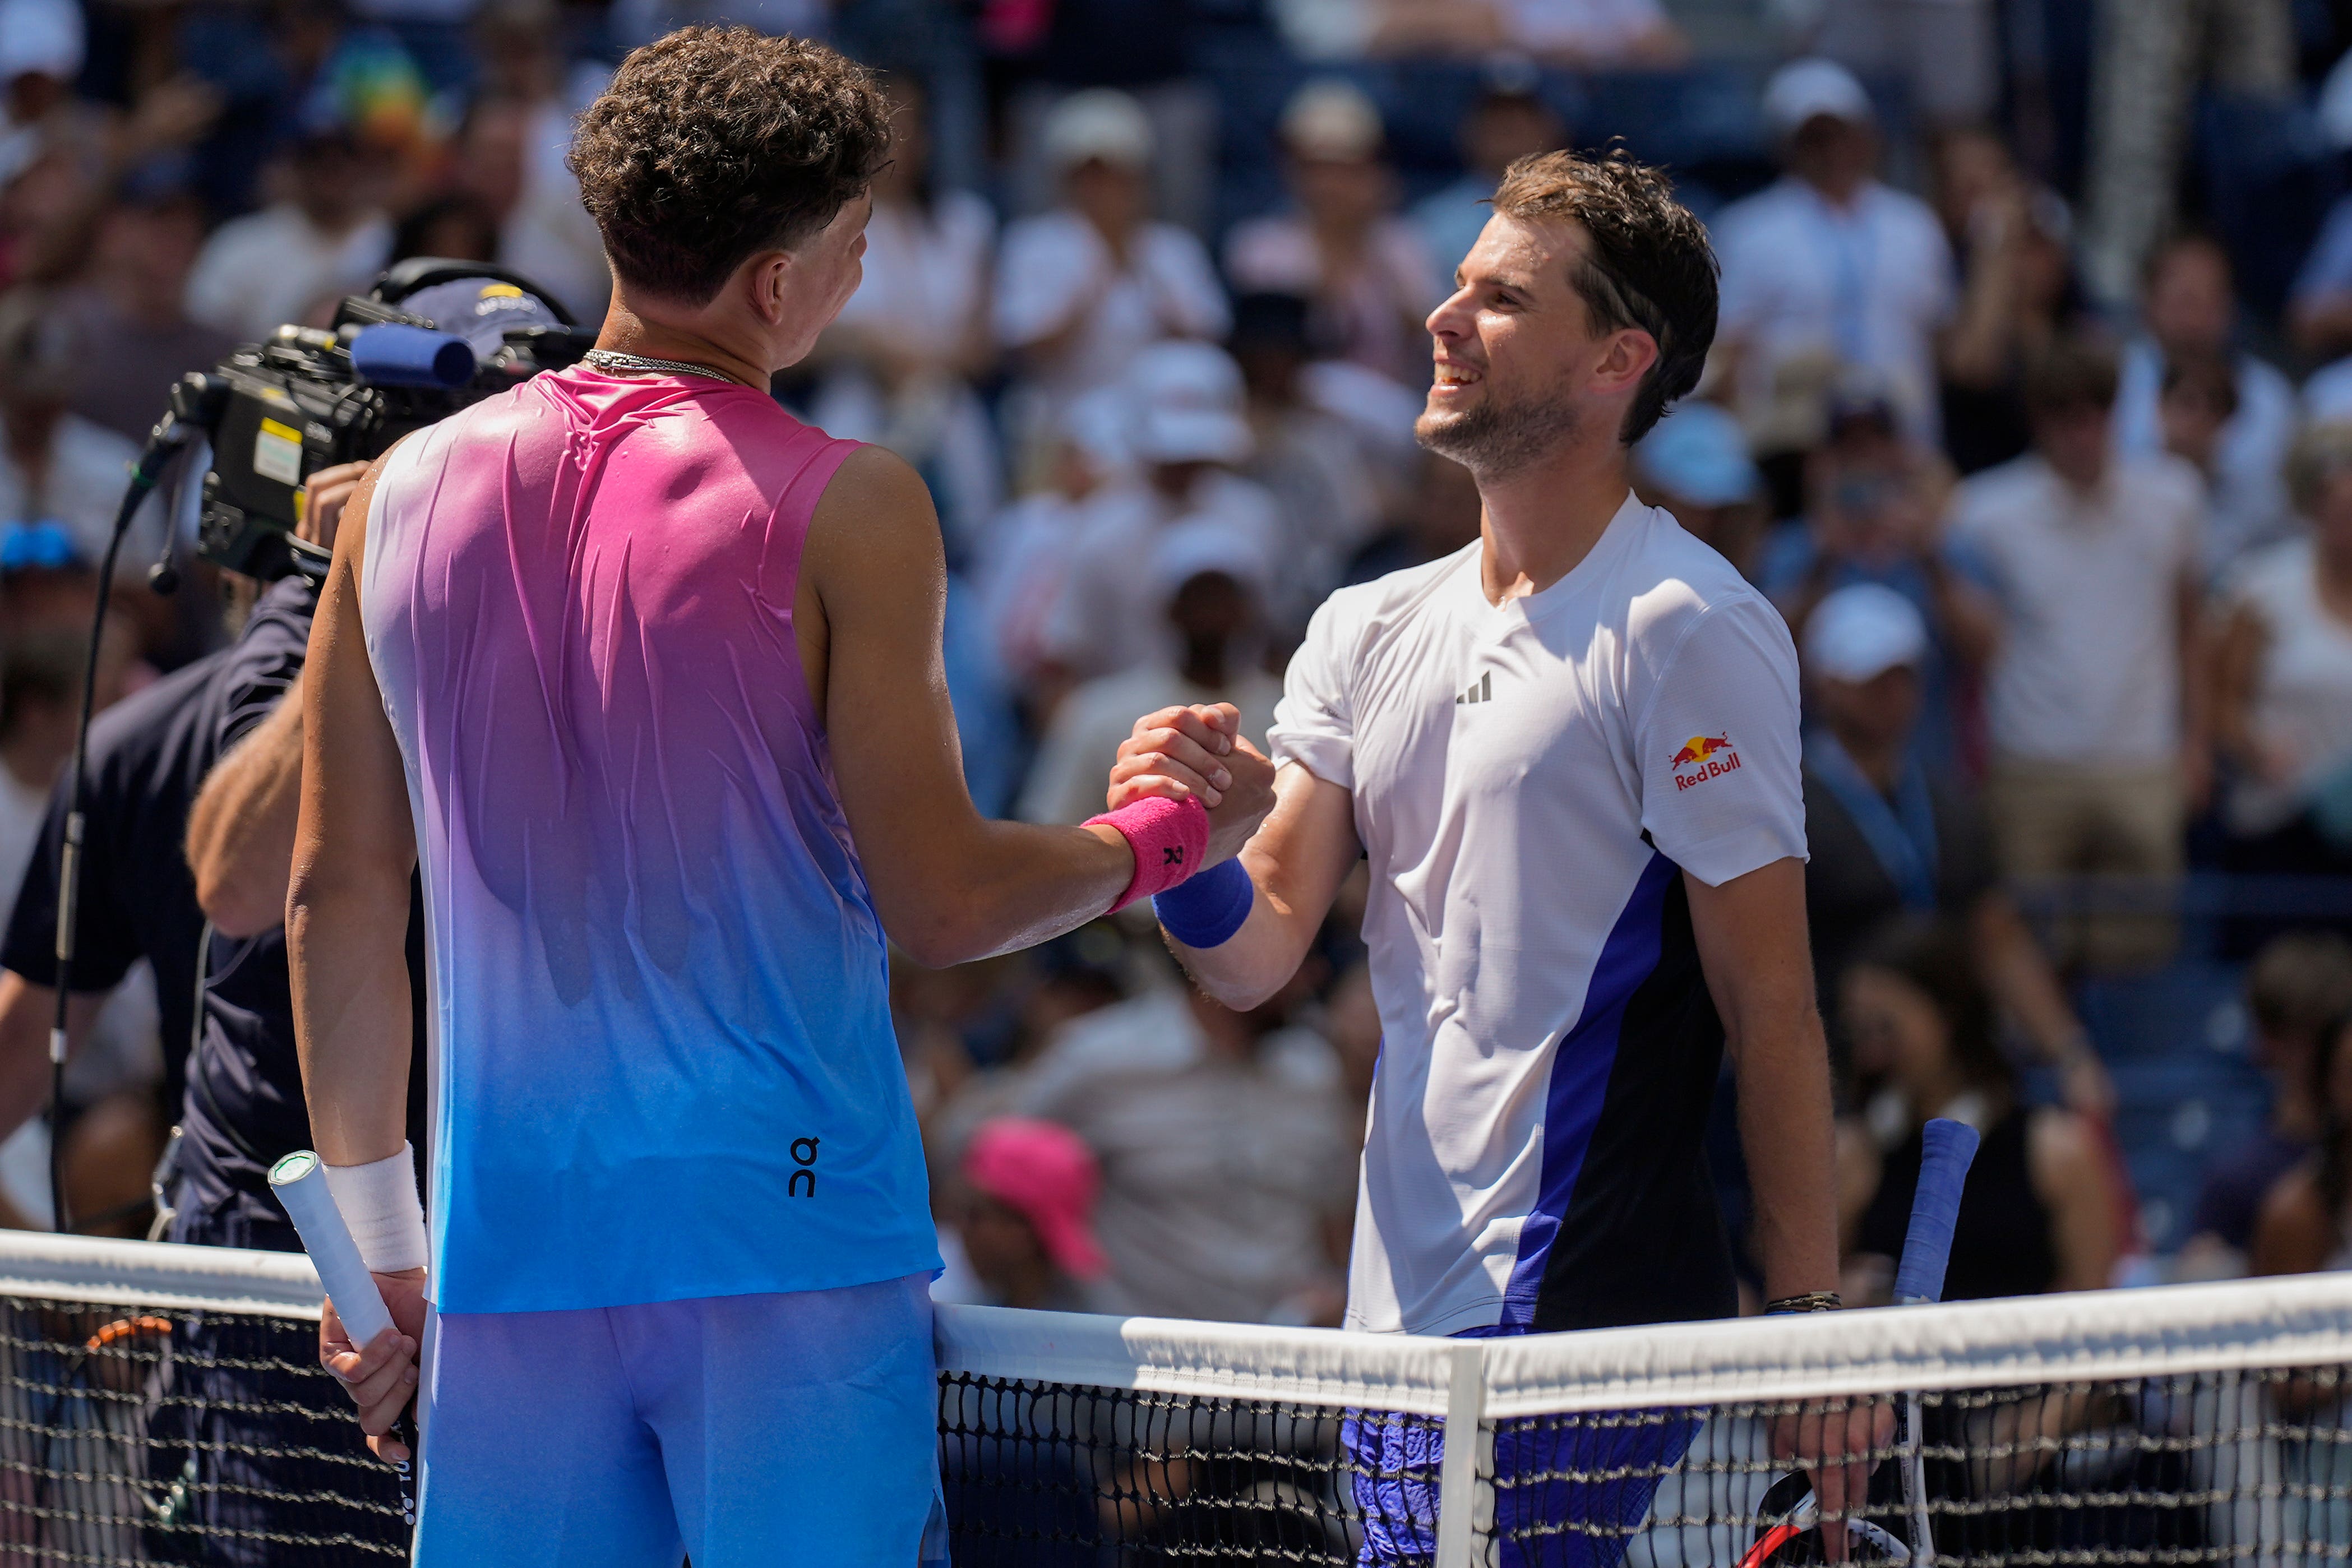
<box><xmin>173</xmin><ymin>470</ymin><xmax>428</xmax><ymax>1255</ymax></box>
<box><xmin>0</xmin><ymin>466</ymin><xmax>424</xmax><ymax>1565</ymax></box>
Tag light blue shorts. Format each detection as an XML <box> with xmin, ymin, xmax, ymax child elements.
<box><xmin>413</xmin><ymin>1273</ymin><xmax>942</xmax><ymax>1567</ymax></box>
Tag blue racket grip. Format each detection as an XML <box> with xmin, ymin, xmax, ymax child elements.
<box><xmin>1893</xmin><ymin>1117</ymin><xmax>1980</xmax><ymax>1305</ymax></box>
<box><xmin>350</xmin><ymin>323</ymin><xmax>475</xmax><ymax>389</ymax></box>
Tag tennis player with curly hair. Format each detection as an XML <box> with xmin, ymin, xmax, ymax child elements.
<box><xmin>284</xmin><ymin>29</ymin><xmax>1273</xmax><ymax>1565</ymax></box>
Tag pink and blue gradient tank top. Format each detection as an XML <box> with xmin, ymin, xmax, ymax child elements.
<box><xmin>359</xmin><ymin>366</ymin><xmax>939</xmax><ymax>1313</ymax></box>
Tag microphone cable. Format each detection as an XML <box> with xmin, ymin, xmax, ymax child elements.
<box><xmin>47</xmin><ymin>414</ymin><xmax>199</xmax><ymax>1234</ymax></box>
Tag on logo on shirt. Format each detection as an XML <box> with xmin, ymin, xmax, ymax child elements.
<box><xmin>1669</xmin><ymin>734</ymin><xmax>1740</xmax><ymax>790</ymax></box>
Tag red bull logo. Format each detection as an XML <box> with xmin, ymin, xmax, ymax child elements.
<box><xmin>1670</xmin><ymin>734</ymin><xmax>1739</xmax><ymax>790</ymax></box>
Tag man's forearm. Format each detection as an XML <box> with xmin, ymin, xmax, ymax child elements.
<box><xmin>188</xmin><ymin>683</ymin><xmax>306</xmax><ymax>938</ymax></box>
<box><xmin>907</xmin><ymin>819</ymin><xmax>1136</xmax><ymax>968</ymax></box>
<box><xmin>1732</xmin><ymin>1010</ymin><xmax>1843</xmax><ymax>1303</ymax></box>
<box><xmin>0</xmin><ymin>973</ymin><xmax>100</xmax><ymax>1145</ymax></box>
<box><xmin>288</xmin><ymin>877</ymin><xmax>415</xmax><ymax>1166</ymax></box>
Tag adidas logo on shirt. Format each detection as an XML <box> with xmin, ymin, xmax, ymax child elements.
<box><xmin>1455</xmin><ymin>672</ymin><xmax>1493</xmax><ymax>705</ymax></box>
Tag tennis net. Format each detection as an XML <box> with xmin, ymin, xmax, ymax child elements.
<box><xmin>3</xmin><ymin>1233</ymin><xmax>2352</xmax><ymax>1566</ymax></box>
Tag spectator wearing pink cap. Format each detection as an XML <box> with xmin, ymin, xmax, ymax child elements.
<box><xmin>957</xmin><ymin>1118</ymin><xmax>1123</xmax><ymax>1315</ymax></box>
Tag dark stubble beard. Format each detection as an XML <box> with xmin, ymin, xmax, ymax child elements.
<box><xmin>1413</xmin><ymin>376</ymin><xmax>1582</xmax><ymax>479</ymax></box>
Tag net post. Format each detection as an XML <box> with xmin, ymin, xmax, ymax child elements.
<box><xmin>1434</xmin><ymin>1338</ymin><xmax>1488</xmax><ymax>1568</ymax></box>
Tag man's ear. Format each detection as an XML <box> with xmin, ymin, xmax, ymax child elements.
<box><xmin>1593</xmin><ymin>328</ymin><xmax>1661</xmax><ymax>398</ymax></box>
<box><xmin>747</xmin><ymin>251</ymin><xmax>794</xmax><ymax>327</ymax></box>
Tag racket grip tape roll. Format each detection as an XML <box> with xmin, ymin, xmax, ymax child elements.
<box><xmin>269</xmin><ymin>1150</ymin><xmax>396</xmax><ymax>1348</ymax></box>
<box><xmin>1893</xmin><ymin>1117</ymin><xmax>1981</xmax><ymax>1306</ymax></box>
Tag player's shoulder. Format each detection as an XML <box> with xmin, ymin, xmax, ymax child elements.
<box><xmin>806</xmin><ymin>442</ymin><xmax>940</xmax><ymax>566</ymax></box>
<box><xmin>1612</xmin><ymin>502</ymin><xmax>1782</xmax><ymax>640</ymax></box>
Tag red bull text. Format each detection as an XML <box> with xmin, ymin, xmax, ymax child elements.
<box><xmin>1670</xmin><ymin>735</ymin><xmax>1739</xmax><ymax>790</ymax></box>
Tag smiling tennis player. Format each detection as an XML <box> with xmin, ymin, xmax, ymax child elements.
<box><xmin>284</xmin><ymin>29</ymin><xmax>1271</xmax><ymax>1566</ymax></box>
<box><xmin>1114</xmin><ymin>149</ymin><xmax>1881</xmax><ymax>1560</ymax></box>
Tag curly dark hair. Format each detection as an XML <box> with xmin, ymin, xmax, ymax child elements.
<box><xmin>569</xmin><ymin>27</ymin><xmax>892</xmax><ymax>305</ymax></box>
<box><xmin>1490</xmin><ymin>148</ymin><xmax>1717</xmax><ymax>444</ymax></box>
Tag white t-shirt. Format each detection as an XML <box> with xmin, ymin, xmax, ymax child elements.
<box><xmin>992</xmin><ymin>211</ymin><xmax>1230</xmax><ymax>400</ymax></box>
<box><xmin>1269</xmin><ymin>496</ymin><xmax>1807</xmax><ymax>1336</ymax></box>
<box><xmin>1712</xmin><ymin>177</ymin><xmax>1957</xmax><ymax>446</ymax></box>
<box><xmin>1947</xmin><ymin>453</ymin><xmax>2203</xmax><ymax>766</ymax></box>
<box><xmin>184</xmin><ymin>205</ymin><xmax>394</xmax><ymax>342</ymax></box>
<box><xmin>2220</xmin><ymin>538</ymin><xmax>2352</xmax><ymax>834</ymax></box>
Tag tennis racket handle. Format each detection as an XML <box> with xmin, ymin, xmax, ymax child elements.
<box><xmin>269</xmin><ymin>1151</ymin><xmax>398</xmax><ymax>1348</ymax></box>
<box><xmin>1893</xmin><ymin>1117</ymin><xmax>1981</xmax><ymax>1306</ymax></box>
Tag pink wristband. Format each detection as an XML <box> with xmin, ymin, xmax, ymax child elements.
<box><xmin>1085</xmin><ymin>795</ymin><xmax>1212</xmax><ymax>914</ymax></box>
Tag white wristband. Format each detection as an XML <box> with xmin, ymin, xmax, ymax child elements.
<box><xmin>321</xmin><ymin>1145</ymin><xmax>429</xmax><ymax>1274</ymax></box>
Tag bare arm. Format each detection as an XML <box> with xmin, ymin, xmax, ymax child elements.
<box><xmin>285</xmin><ymin>457</ymin><xmax>429</xmax><ymax>1461</ymax></box>
<box><xmin>2178</xmin><ymin>567</ymin><xmax>2214</xmax><ymax>810</ymax></box>
<box><xmin>2029</xmin><ymin>1108</ymin><xmax>2120</xmax><ymax>1292</ymax></box>
<box><xmin>188</xmin><ymin>461</ymin><xmax>366</xmax><ymax>940</ymax></box>
<box><xmin>2251</xmin><ymin>1164</ymin><xmax>2335</xmax><ymax>1276</ymax></box>
<box><xmin>1970</xmin><ymin>891</ymin><xmax>2111</xmax><ymax>1116</ymax></box>
<box><xmin>806</xmin><ymin>448</ymin><xmax>1272</xmax><ymax>968</ymax></box>
<box><xmin>187</xmin><ymin>678</ymin><xmax>304</xmax><ymax>939</ymax></box>
<box><xmin>1146</xmin><ymin>761</ymin><xmax>1361</xmax><ymax>1011</ymax></box>
<box><xmin>1695</xmin><ymin>859</ymin><xmax>1887</xmax><ymax>1540</ymax></box>
<box><xmin>286</xmin><ymin>460</ymin><xmax>416</xmax><ymax>1172</ymax></box>
<box><xmin>0</xmin><ymin>973</ymin><xmax>103</xmax><ymax>1145</ymax></box>
<box><xmin>2292</xmin><ymin>294</ymin><xmax>2352</xmax><ymax>362</ymax></box>
<box><xmin>2210</xmin><ymin>602</ymin><xmax>2274</xmax><ymax>778</ymax></box>
<box><xmin>1687</xmin><ymin>858</ymin><xmax>1840</xmax><ymax>1303</ymax></box>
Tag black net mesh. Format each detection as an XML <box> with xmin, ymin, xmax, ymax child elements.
<box><xmin>1485</xmin><ymin>1369</ymin><xmax>2352</xmax><ymax>1566</ymax></box>
<box><xmin>939</xmin><ymin>1366</ymin><xmax>2352</xmax><ymax>1567</ymax></box>
<box><xmin>4</xmin><ymin>1287</ymin><xmax>2349</xmax><ymax>1567</ymax></box>
<box><xmin>937</xmin><ymin>1370</ymin><xmax>1418</xmax><ymax>1565</ymax></box>
<box><xmin>0</xmin><ymin>1296</ymin><xmax>408</xmax><ymax>1565</ymax></box>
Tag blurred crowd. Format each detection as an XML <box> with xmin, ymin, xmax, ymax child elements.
<box><xmin>20</xmin><ymin>0</ymin><xmax>2352</xmax><ymax>1326</ymax></box>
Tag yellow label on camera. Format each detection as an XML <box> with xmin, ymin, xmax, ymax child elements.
<box><xmin>254</xmin><ymin>418</ymin><xmax>303</xmax><ymax>487</ymax></box>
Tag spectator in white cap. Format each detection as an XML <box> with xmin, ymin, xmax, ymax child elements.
<box><xmin>1633</xmin><ymin>399</ymin><xmax>1769</xmax><ymax>580</ymax></box>
<box><xmin>1037</xmin><ymin>341</ymin><xmax>1284</xmax><ymax>687</ymax></box>
<box><xmin>0</xmin><ymin>0</ymin><xmax>83</xmax><ymax>189</ymax></box>
<box><xmin>1800</xmin><ymin>583</ymin><xmax>2109</xmax><ymax>1114</ymax></box>
<box><xmin>973</xmin><ymin>388</ymin><xmax>1134</xmax><ymax>692</ymax></box>
<box><xmin>994</xmin><ymin>87</ymin><xmax>1228</xmax><ymax>432</ymax></box>
<box><xmin>1224</xmin><ymin>79</ymin><xmax>1439</xmax><ymax>390</ymax></box>
<box><xmin>1018</xmin><ymin>518</ymin><xmax>1284</xmax><ymax>827</ymax></box>
<box><xmin>1711</xmin><ymin>58</ymin><xmax>1957</xmax><ymax>465</ymax></box>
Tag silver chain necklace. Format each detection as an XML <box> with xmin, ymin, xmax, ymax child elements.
<box><xmin>583</xmin><ymin>348</ymin><xmax>755</xmax><ymax>388</ymax></box>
